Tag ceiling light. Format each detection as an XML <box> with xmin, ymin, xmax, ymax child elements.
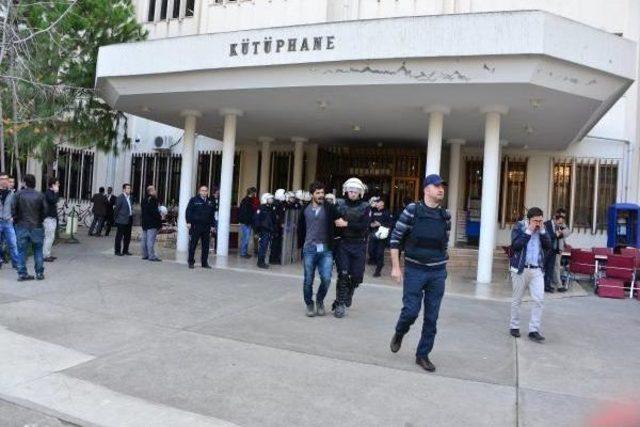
<box><xmin>140</xmin><ymin>106</ymin><xmax>150</xmax><ymax>112</ymax></box>
<box><xmin>317</xmin><ymin>100</ymin><xmax>328</xmax><ymax>110</ymax></box>
<box><xmin>352</xmin><ymin>125</ymin><xmax>361</xmax><ymax>132</ymax></box>
<box><xmin>529</xmin><ymin>98</ymin><xmax>542</xmax><ymax>109</ymax></box>
<box><xmin>524</xmin><ymin>124</ymin><xmax>534</xmax><ymax>134</ymax></box>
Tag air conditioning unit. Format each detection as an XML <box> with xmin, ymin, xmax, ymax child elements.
<box><xmin>153</xmin><ymin>135</ymin><xmax>173</xmax><ymax>150</ymax></box>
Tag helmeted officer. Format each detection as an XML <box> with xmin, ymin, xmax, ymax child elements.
<box><xmin>369</xmin><ymin>198</ymin><xmax>393</xmax><ymax>277</ymax></box>
<box><xmin>256</xmin><ymin>193</ymin><xmax>276</xmax><ymax>269</ymax></box>
<box><xmin>388</xmin><ymin>174</ymin><xmax>451</xmax><ymax>372</ymax></box>
<box><xmin>270</xmin><ymin>189</ymin><xmax>287</xmax><ymax>265</ymax></box>
<box><xmin>186</xmin><ymin>185</ymin><xmax>217</xmax><ymax>269</ymax></box>
<box><xmin>332</xmin><ymin>177</ymin><xmax>371</xmax><ymax>318</ymax></box>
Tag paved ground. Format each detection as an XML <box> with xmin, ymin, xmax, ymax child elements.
<box><xmin>0</xmin><ymin>234</ymin><xmax>639</xmax><ymax>426</ymax></box>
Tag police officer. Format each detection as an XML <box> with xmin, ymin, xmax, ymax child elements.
<box><xmin>256</xmin><ymin>193</ymin><xmax>276</xmax><ymax>269</ymax></box>
<box><xmin>270</xmin><ymin>189</ymin><xmax>287</xmax><ymax>265</ymax></box>
<box><xmin>388</xmin><ymin>174</ymin><xmax>451</xmax><ymax>372</ymax></box>
<box><xmin>186</xmin><ymin>185</ymin><xmax>216</xmax><ymax>269</ymax></box>
<box><xmin>369</xmin><ymin>198</ymin><xmax>393</xmax><ymax>277</ymax></box>
<box><xmin>332</xmin><ymin>177</ymin><xmax>371</xmax><ymax>318</ymax></box>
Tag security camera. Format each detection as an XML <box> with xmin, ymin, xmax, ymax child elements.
<box><xmin>134</xmin><ymin>135</ymin><xmax>141</xmax><ymax>144</ymax></box>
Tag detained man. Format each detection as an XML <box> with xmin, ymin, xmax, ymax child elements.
<box><xmin>297</xmin><ymin>182</ymin><xmax>339</xmax><ymax>317</ymax></box>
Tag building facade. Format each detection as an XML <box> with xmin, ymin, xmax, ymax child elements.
<box><xmin>89</xmin><ymin>0</ymin><xmax>639</xmax><ymax>283</ymax></box>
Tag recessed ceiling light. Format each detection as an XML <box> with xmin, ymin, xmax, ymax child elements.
<box><xmin>317</xmin><ymin>100</ymin><xmax>328</xmax><ymax>110</ymax></box>
<box><xmin>140</xmin><ymin>106</ymin><xmax>150</xmax><ymax>112</ymax></box>
<box><xmin>524</xmin><ymin>124</ymin><xmax>534</xmax><ymax>134</ymax></box>
<box><xmin>529</xmin><ymin>98</ymin><xmax>542</xmax><ymax>109</ymax></box>
<box><xmin>352</xmin><ymin>125</ymin><xmax>361</xmax><ymax>132</ymax></box>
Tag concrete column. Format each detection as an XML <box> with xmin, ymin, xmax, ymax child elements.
<box><xmin>258</xmin><ymin>137</ymin><xmax>273</xmax><ymax>194</ymax></box>
<box><xmin>291</xmin><ymin>137</ymin><xmax>306</xmax><ymax>191</ymax></box>
<box><xmin>477</xmin><ymin>105</ymin><xmax>509</xmax><ymax>284</ymax></box>
<box><xmin>446</xmin><ymin>139</ymin><xmax>465</xmax><ymax>248</ymax></box>
<box><xmin>217</xmin><ymin>108</ymin><xmax>244</xmax><ymax>257</ymax></box>
<box><xmin>176</xmin><ymin>110</ymin><xmax>201</xmax><ymax>261</ymax></box>
<box><xmin>305</xmin><ymin>143</ymin><xmax>319</xmax><ymax>186</ymax></box>
<box><xmin>423</xmin><ymin>106</ymin><xmax>450</xmax><ymax>176</ymax></box>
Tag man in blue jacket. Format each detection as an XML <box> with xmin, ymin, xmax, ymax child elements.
<box><xmin>186</xmin><ymin>185</ymin><xmax>216</xmax><ymax>269</ymax></box>
<box><xmin>509</xmin><ymin>207</ymin><xmax>552</xmax><ymax>343</ymax></box>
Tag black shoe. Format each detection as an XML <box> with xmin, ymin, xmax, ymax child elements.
<box><xmin>557</xmin><ymin>287</ymin><xmax>568</xmax><ymax>293</ymax></box>
<box><xmin>114</xmin><ymin>252</ymin><xmax>123</xmax><ymax>256</ymax></box>
<box><xmin>123</xmin><ymin>252</ymin><xmax>133</xmax><ymax>256</ymax></box>
<box><xmin>257</xmin><ymin>262</ymin><xmax>269</xmax><ymax>269</ymax></box>
<box><xmin>390</xmin><ymin>333</ymin><xmax>404</xmax><ymax>353</ymax></box>
<box><xmin>44</xmin><ymin>257</ymin><xmax>55</xmax><ymax>262</ymax></box>
<box><xmin>36</xmin><ymin>273</ymin><xmax>44</xmax><ymax>280</ymax></box>
<box><xmin>544</xmin><ymin>287</ymin><xmax>555</xmax><ymax>293</ymax></box>
<box><xmin>416</xmin><ymin>357</ymin><xmax>436</xmax><ymax>372</ymax></box>
<box><xmin>373</xmin><ymin>270</ymin><xmax>381</xmax><ymax>278</ymax></box>
<box><xmin>528</xmin><ymin>332</ymin><xmax>546</xmax><ymax>343</ymax></box>
<box><xmin>240</xmin><ymin>254</ymin><xmax>252</xmax><ymax>259</ymax></box>
<box><xmin>202</xmin><ymin>264</ymin><xmax>212</xmax><ymax>269</ymax></box>
<box><xmin>510</xmin><ymin>328</ymin><xmax>521</xmax><ymax>338</ymax></box>
<box><xmin>142</xmin><ymin>257</ymin><xmax>148</xmax><ymax>260</ymax></box>
<box><xmin>149</xmin><ymin>258</ymin><xmax>162</xmax><ymax>262</ymax></box>
<box><xmin>18</xmin><ymin>275</ymin><xmax>34</xmax><ymax>282</ymax></box>
<box><xmin>188</xmin><ymin>264</ymin><xmax>195</xmax><ymax>269</ymax></box>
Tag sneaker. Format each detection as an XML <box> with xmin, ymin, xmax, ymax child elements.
<box><xmin>44</xmin><ymin>257</ymin><xmax>55</xmax><ymax>262</ymax></box>
<box><xmin>510</xmin><ymin>328</ymin><xmax>521</xmax><ymax>338</ymax></box>
<box><xmin>528</xmin><ymin>331</ymin><xmax>546</xmax><ymax>343</ymax></box>
<box><xmin>373</xmin><ymin>269</ymin><xmax>381</xmax><ymax>278</ymax></box>
<box><xmin>188</xmin><ymin>264</ymin><xmax>195</xmax><ymax>269</ymax></box>
<box><xmin>416</xmin><ymin>357</ymin><xmax>436</xmax><ymax>372</ymax></box>
<box><xmin>306</xmin><ymin>304</ymin><xmax>316</xmax><ymax>317</ymax></box>
<box><xmin>557</xmin><ymin>287</ymin><xmax>568</xmax><ymax>293</ymax></box>
<box><xmin>316</xmin><ymin>301</ymin><xmax>326</xmax><ymax>316</ymax></box>
<box><xmin>142</xmin><ymin>257</ymin><xmax>149</xmax><ymax>260</ymax></box>
<box><xmin>202</xmin><ymin>264</ymin><xmax>212</xmax><ymax>269</ymax></box>
<box><xmin>257</xmin><ymin>262</ymin><xmax>269</xmax><ymax>269</ymax></box>
<box><xmin>241</xmin><ymin>254</ymin><xmax>252</xmax><ymax>259</ymax></box>
<box><xmin>149</xmin><ymin>258</ymin><xmax>162</xmax><ymax>262</ymax></box>
<box><xmin>123</xmin><ymin>252</ymin><xmax>133</xmax><ymax>256</ymax></box>
<box><xmin>334</xmin><ymin>304</ymin><xmax>346</xmax><ymax>318</ymax></box>
<box><xmin>18</xmin><ymin>275</ymin><xmax>34</xmax><ymax>282</ymax></box>
<box><xmin>390</xmin><ymin>333</ymin><xmax>404</xmax><ymax>353</ymax></box>
<box><xmin>36</xmin><ymin>273</ymin><xmax>44</xmax><ymax>280</ymax></box>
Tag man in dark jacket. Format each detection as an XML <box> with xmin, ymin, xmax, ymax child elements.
<box><xmin>238</xmin><ymin>187</ymin><xmax>257</xmax><ymax>258</ymax></box>
<box><xmin>186</xmin><ymin>185</ymin><xmax>216</xmax><ymax>269</ymax></box>
<box><xmin>88</xmin><ymin>187</ymin><xmax>108</xmax><ymax>236</ymax></box>
<box><xmin>140</xmin><ymin>185</ymin><xmax>162</xmax><ymax>262</ymax></box>
<box><xmin>104</xmin><ymin>187</ymin><xmax>116</xmax><ymax>236</ymax></box>
<box><xmin>508</xmin><ymin>207</ymin><xmax>552</xmax><ymax>343</ymax></box>
<box><xmin>369</xmin><ymin>198</ymin><xmax>393</xmax><ymax>277</ymax></box>
<box><xmin>43</xmin><ymin>177</ymin><xmax>59</xmax><ymax>262</ymax></box>
<box><xmin>297</xmin><ymin>181</ymin><xmax>339</xmax><ymax>317</ymax></box>
<box><xmin>543</xmin><ymin>208</ymin><xmax>571</xmax><ymax>293</ymax></box>
<box><xmin>11</xmin><ymin>174</ymin><xmax>47</xmax><ymax>281</ymax></box>
<box><xmin>255</xmin><ymin>193</ymin><xmax>276</xmax><ymax>269</ymax></box>
<box><xmin>389</xmin><ymin>174</ymin><xmax>451</xmax><ymax>372</ymax></box>
<box><xmin>114</xmin><ymin>183</ymin><xmax>134</xmax><ymax>256</ymax></box>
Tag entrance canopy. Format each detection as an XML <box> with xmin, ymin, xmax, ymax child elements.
<box><xmin>96</xmin><ymin>10</ymin><xmax>635</xmax><ymax>149</ymax></box>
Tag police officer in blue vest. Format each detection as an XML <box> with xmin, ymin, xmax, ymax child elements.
<box><xmin>332</xmin><ymin>177</ymin><xmax>371</xmax><ymax>318</ymax></box>
<box><xmin>388</xmin><ymin>174</ymin><xmax>451</xmax><ymax>372</ymax></box>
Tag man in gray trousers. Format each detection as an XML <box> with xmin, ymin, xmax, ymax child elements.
<box><xmin>140</xmin><ymin>185</ymin><xmax>162</xmax><ymax>262</ymax></box>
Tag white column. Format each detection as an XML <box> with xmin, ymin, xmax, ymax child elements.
<box><xmin>258</xmin><ymin>137</ymin><xmax>273</xmax><ymax>194</ymax></box>
<box><xmin>217</xmin><ymin>108</ymin><xmax>243</xmax><ymax>257</ymax></box>
<box><xmin>446</xmin><ymin>139</ymin><xmax>465</xmax><ymax>248</ymax></box>
<box><xmin>176</xmin><ymin>110</ymin><xmax>201</xmax><ymax>261</ymax></box>
<box><xmin>477</xmin><ymin>105</ymin><xmax>509</xmax><ymax>284</ymax></box>
<box><xmin>291</xmin><ymin>137</ymin><xmax>306</xmax><ymax>191</ymax></box>
<box><xmin>423</xmin><ymin>106</ymin><xmax>450</xmax><ymax>176</ymax></box>
<box><xmin>305</xmin><ymin>142</ymin><xmax>319</xmax><ymax>186</ymax></box>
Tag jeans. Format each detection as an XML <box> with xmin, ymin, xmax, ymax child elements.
<box><xmin>89</xmin><ymin>215</ymin><xmax>105</xmax><ymax>235</ymax></box>
<box><xmin>141</xmin><ymin>228</ymin><xmax>159</xmax><ymax>260</ymax></box>
<box><xmin>544</xmin><ymin>252</ymin><xmax>560</xmax><ymax>289</ymax></box>
<box><xmin>510</xmin><ymin>268</ymin><xmax>544</xmax><ymax>333</ymax></box>
<box><xmin>0</xmin><ymin>220</ymin><xmax>20</xmax><ymax>267</ymax></box>
<box><xmin>302</xmin><ymin>244</ymin><xmax>333</xmax><ymax>305</ymax></box>
<box><xmin>15</xmin><ymin>226</ymin><xmax>45</xmax><ymax>277</ymax></box>
<box><xmin>240</xmin><ymin>224</ymin><xmax>252</xmax><ymax>256</ymax></box>
<box><xmin>258</xmin><ymin>231</ymin><xmax>271</xmax><ymax>263</ymax></box>
<box><xmin>188</xmin><ymin>226</ymin><xmax>211</xmax><ymax>266</ymax></box>
<box><xmin>370</xmin><ymin>237</ymin><xmax>387</xmax><ymax>270</ymax></box>
<box><xmin>43</xmin><ymin>217</ymin><xmax>57</xmax><ymax>258</ymax></box>
<box><xmin>395</xmin><ymin>263</ymin><xmax>447</xmax><ymax>358</ymax></box>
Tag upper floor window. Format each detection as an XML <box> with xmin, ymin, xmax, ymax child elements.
<box><xmin>147</xmin><ymin>0</ymin><xmax>156</xmax><ymax>22</ymax></box>
<box><xmin>186</xmin><ymin>0</ymin><xmax>195</xmax><ymax>16</ymax></box>
<box><xmin>148</xmin><ymin>0</ymin><xmax>195</xmax><ymax>22</ymax></box>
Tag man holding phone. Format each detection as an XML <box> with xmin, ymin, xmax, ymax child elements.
<box><xmin>508</xmin><ymin>207</ymin><xmax>552</xmax><ymax>343</ymax></box>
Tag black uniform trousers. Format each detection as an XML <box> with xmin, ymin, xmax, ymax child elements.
<box><xmin>188</xmin><ymin>225</ymin><xmax>211</xmax><ymax>266</ymax></box>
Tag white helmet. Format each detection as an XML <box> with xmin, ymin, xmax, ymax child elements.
<box><xmin>294</xmin><ymin>190</ymin><xmax>304</xmax><ymax>200</ymax></box>
<box><xmin>342</xmin><ymin>177</ymin><xmax>367</xmax><ymax>198</ymax></box>
<box><xmin>158</xmin><ymin>205</ymin><xmax>168</xmax><ymax>218</ymax></box>
<box><xmin>274</xmin><ymin>189</ymin><xmax>286</xmax><ymax>201</ymax></box>
<box><xmin>260</xmin><ymin>192</ymin><xmax>274</xmax><ymax>204</ymax></box>
<box><xmin>285</xmin><ymin>191</ymin><xmax>295</xmax><ymax>201</ymax></box>
<box><xmin>325</xmin><ymin>193</ymin><xmax>336</xmax><ymax>204</ymax></box>
<box><xmin>302</xmin><ymin>191</ymin><xmax>312</xmax><ymax>202</ymax></box>
<box><xmin>374</xmin><ymin>226</ymin><xmax>390</xmax><ymax>240</ymax></box>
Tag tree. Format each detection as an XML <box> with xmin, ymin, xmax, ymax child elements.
<box><xmin>0</xmin><ymin>0</ymin><xmax>146</xmax><ymax>182</ymax></box>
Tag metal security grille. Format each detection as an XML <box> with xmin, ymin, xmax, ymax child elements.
<box><xmin>196</xmin><ymin>151</ymin><xmax>242</xmax><ymax>206</ymax></box>
<box><xmin>500</xmin><ymin>157</ymin><xmax>527</xmax><ymax>226</ymax></box>
<box><xmin>551</xmin><ymin>157</ymin><xmax>619</xmax><ymax>232</ymax></box>
<box><xmin>55</xmin><ymin>147</ymin><xmax>95</xmax><ymax>201</ymax></box>
<box><xmin>130</xmin><ymin>153</ymin><xmax>182</xmax><ymax>205</ymax></box>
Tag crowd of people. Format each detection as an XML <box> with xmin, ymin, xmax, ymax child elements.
<box><xmin>1</xmin><ymin>168</ymin><xmax>574</xmax><ymax>373</ymax></box>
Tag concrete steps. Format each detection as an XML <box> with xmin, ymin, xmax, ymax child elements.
<box><xmin>447</xmin><ymin>247</ymin><xmax>509</xmax><ymax>269</ymax></box>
